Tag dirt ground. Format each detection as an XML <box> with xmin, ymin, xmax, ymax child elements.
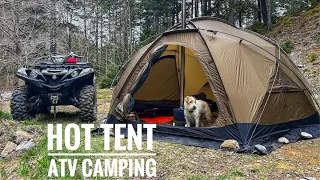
<box><xmin>0</xmin><ymin>95</ymin><xmax>319</xmax><ymax>179</ymax></box>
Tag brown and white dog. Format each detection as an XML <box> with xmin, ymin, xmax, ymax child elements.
<box><xmin>184</xmin><ymin>96</ymin><xmax>211</xmax><ymax>127</ymax></box>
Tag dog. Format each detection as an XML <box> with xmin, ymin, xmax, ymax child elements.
<box><xmin>184</xmin><ymin>96</ymin><xmax>211</xmax><ymax>127</ymax></box>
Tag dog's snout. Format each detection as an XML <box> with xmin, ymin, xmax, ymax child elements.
<box><xmin>192</xmin><ymin>105</ymin><xmax>196</xmax><ymax>109</ymax></box>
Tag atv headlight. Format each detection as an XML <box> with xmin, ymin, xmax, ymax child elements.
<box><xmin>71</xmin><ymin>70</ymin><xmax>79</xmax><ymax>78</ymax></box>
<box><xmin>79</xmin><ymin>68</ymin><xmax>93</xmax><ymax>76</ymax></box>
<box><xmin>29</xmin><ymin>70</ymin><xmax>38</xmax><ymax>78</ymax></box>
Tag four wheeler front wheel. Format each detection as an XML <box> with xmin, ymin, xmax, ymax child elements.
<box><xmin>10</xmin><ymin>86</ymin><xmax>31</xmax><ymax>121</ymax></box>
<box><xmin>78</xmin><ymin>85</ymin><xmax>97</xmax><ymax>122</ymax></box>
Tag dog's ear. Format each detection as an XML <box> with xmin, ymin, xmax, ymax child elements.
<box><xmin>184</xmin><ymin>96</ymin><xmax>189</xmax><ymax>101</ymax></box>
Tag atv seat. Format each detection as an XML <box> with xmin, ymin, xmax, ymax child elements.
<box><xmin>66</xmin><ymin>57</ymin><xmax>77</xmax><ymax>63</ymax></box>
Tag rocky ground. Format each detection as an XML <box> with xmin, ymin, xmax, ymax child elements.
<box><xmin>268</xmin><ymin>4</ymin><xmax>320</xmax><ymax>101</ymax></box>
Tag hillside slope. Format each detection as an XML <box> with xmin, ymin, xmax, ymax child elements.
<box><xmin>267</xmin><ymin>5</ymin><xmax>320</xmax><ymax>101</ymax></box>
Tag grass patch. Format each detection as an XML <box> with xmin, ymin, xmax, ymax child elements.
<box><xmin>18</xmin><ymin>134</ymin><xmax>58</xmax><ymax>179</ymax></box>
<box><xmin>0</xmin><ymin>167</ymin><xmax>7</xmax><ymax>179</ymax></box>
<box><xmin>215</xmin><ymin>175</ymin><xmax>229</xmax><ymax>180</ymax></box>
<box><xmin>250</xmin><ymin>167</ymin><xmax>260</xmax><ymax>173</ymax></box>
<box><xmin>188</xmin><ymin>175</ymin><xmax>208</xmax><ymax>180</ymax></box>
<box><xmin>97</xmin><ymin>88</ymin><xmax>112</xmax><ymax>100</ymax></box>
<box><xmin>97</xmin><ymin>88</ymin><xmax>111</xmax><ymax>94</ymax></box>
<box><xmin>280</xmin><ymin>40</ymin><xmax>294</xmax><ymax>53</ymax></box>
<box><xmin>311</xmin><ymin>60</ymin><xmax>320</xmax><ymax>65</ymax></box>
<box><xmin>303</xmin><ymin>51</ymin><xmax>318</xmax><ymax>63</ymax></box>
<box><xmin>269</xmin><ymin>16</ymin><xmax>296</xmax><ymax>35</ymax></box>
<box><xmin>0</xmin><ymin>110</ymin><xmax>11</xmax><ymax>120</ymax></box>
<box><xmin>230</xmin><ymin>170</ymin><xmax>244</xmax><ymax>177</ymax></box>
<box><xmin>23</xmin><ymin>119</ymin><xmax>41</xmax><ymax>126</ymax></box>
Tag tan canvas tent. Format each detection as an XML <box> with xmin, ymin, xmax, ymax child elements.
<box><xmin>104</xmin><ymin>17</ymin><xmax>320</xmax><ymax>153</ymax></box>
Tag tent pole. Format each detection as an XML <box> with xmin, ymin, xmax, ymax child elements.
<box><xmin>180</xmin><ymin>47</ymin><xmax>185</xmax><ymax>109</ymax></box>
<box><xmin>180</xmin><ymin>0</ymin><xmax>186</xmax><ymax>109</ymax></box>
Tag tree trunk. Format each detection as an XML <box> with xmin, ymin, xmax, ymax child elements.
<box><xmin>50</xmin><ymin>0</ymin><xmax>57</xmax><ymax>54</ymax></box>
<box><xmin>208</xmin><ymin>0</ymin><xmax>211</xmax><ymax>16</ymax></box>
<box><xmin>175</xmin><ymin>2</ymin><xmax>179</xmax><ymax>24</ymax></box>
<box><xmin>191</xmin><ymin>0</ymin><xmax>194</xmax><ymax>18</ymax></box>
<box><xmin>228</xmin><ymin>0</ymin><xmax>235</xmax><ymax>24</ymax></box>
<box><xmin>100</xmin><ymin>9</ymin><xmax>103</xmax><ymax>75</ymax></box>
<box><xmin>215</xmin><ymin>0</ymin><xmax>221</xmax><ymax>17</ymax></box>
<box><xmin>172</xmin><ymin>4</ymin><xmax>175</xmax><ymax>25</ymax></box>
<box><xmin>261</xmin><ymin>0</ymin><xmax>268</xmax><ymax>24</ymax></box>
<box><xmin>266</xmin><ymin>0</ymin><xmax>272</xmax><ymax>31</ymax></box>
<box><xmin>238</xmin><ymin>12</ymin><xmax>242</xmax><ymax>27</ymax></box>
<box><xmin>68</xmin><ymin>13</ymin><xmax>73</xmax><ymax>52</ymax></box>
<box><xmin>95</xmin><ymin>4</ymin><xmax>99</xmax><ymax>63</ymax></box>
<box><xmin>83</xmin><ymin>0</ymin><xmax>88</xmax><ymax>61</ymax></box>
<box><xmin>257</xmin><ymin>0</ymin><xmax>262</xmax><ymax>23</ymax></box>
<box><xmin>195</xmin><ymin>0</ymin><xmax>199</xmax><ymax>17</ymax></box>
<box><xmin>201</xmin><ymin>0</ymin><xmax>207</xmax><ymax>16</ymax></box>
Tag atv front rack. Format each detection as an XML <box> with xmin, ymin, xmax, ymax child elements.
<box><xmin>28</xmin><ymin>62</ymin><xmax>93</xmax><ymax>69</ymax></box>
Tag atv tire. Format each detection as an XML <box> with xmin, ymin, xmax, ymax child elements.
<box><xmin>79</xmin><ymin>85</ymin><xmax>97</xmax><ymax>122</ymax></box>
<box><xmin>10</xmin><ymin>86</ymin><xmax>30</xmax><ymax>121</ymax></box>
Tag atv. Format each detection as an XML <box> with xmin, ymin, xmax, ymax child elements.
<box><xmin>10</xmin><ymin>53</ymin><xmax>97</xmax><ymax>122</ymax></box>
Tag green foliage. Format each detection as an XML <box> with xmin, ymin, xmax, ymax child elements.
<box><xmin>96</xmin><ymin>88</ymin><xmax>112</xmax><ymax>100</ymax></box>
<box><xmin>0</xmin><ymin>110</ymin><xmax>11</xmax><ymax>119</ymax></box>
<box><xmin>230</xmin><ymin>170</ymin><xmax>244</xmax><ymax>177</ymax></box>
<box><xmin>215</xmin><ymin>175</ymin><xmax>229</xmax><ymax>180</ymax></box>
<box><xmin>98</xmin><ymin>63</ymin><xmax>120</xmax><ymax>89</ymax></box>
<box><xmin>280</xmin><ymin>40</ymin><xmax>294</xmax><ymax>53</ymax></box>
<box><xmin>18</xmin><ymin>135</ymin><xmax>53</xmax><ymax>179</ymax></box>
<box><xmin>23</xmin><ymin>119</ymin><xmax>41</xmax><ymax>126</ymax></box>
<box><xmin>270</xmin><ymin>16</ymin><xmax>296</xmax><ymax>35</ymax></box>
<box><xmin>0</xmin><ymin>167</ymin><xmax>7</xmax><ymax>179</ymax></box>
<box><xmin>250</xmin><ymin>168</ymin><xmax>260</xmax><ymax>173</ymax></box>
<box><xmin>188</xmin><ymin>175</ymin><xmax>208</xmax><ymax>180</ymax></box>
<box><xmin>301</xmin><ymin>4</ymin><xmax>320</xmax><ymax>24</ymax></box>
<box><xmin>280</xmin><ymin>0</ymin><xmax>315</xmax><ymax>16</ymax></box>
<box><xmin>304</xmin><ymin>51</ymin><xmax>319</xmax><ymax>63</ymax></box>
<box><xmin>248</xmin><ymin>23</ymin><xmax>268</xmax><ymax>35</ymax></box>
<box><xmin>98</xmin><ymin>76</ymin><xmax>114</xmax><ymax>89</ymax></box>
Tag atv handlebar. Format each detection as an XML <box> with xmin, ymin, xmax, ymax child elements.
<box><xmin>71</xmin><ymin>55</ymin><xmax>84</xmax><ymax>58</ymax></box>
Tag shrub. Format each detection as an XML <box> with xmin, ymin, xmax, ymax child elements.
<box><xmin>305</xmin><ymin>51</ymin><xmax>318</xmax><ymax>63</ymax></box>
<box><xmin>280</xmin><ymin>40</ymin><xmax>294</xmax><ymax>53</ymax></box>
<box><xmin>98</xmin><ymin>63</ymin><xmax>121</xmax><ymax>89</ymax></box>
<box><xmin>98</xmin><ymin>76</ymin><xmax>114</xmax><ymax>89</ymax></box>
<box><xmin>248</xmin><ymin>23</ymin><xmax>268</xmax><ymax>35</ymax></box>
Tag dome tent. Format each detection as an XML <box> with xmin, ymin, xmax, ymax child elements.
<box><xmin>103</xmin><ymin>17</ymin><xmax>320</xmax><ymax>153</ymax></box>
